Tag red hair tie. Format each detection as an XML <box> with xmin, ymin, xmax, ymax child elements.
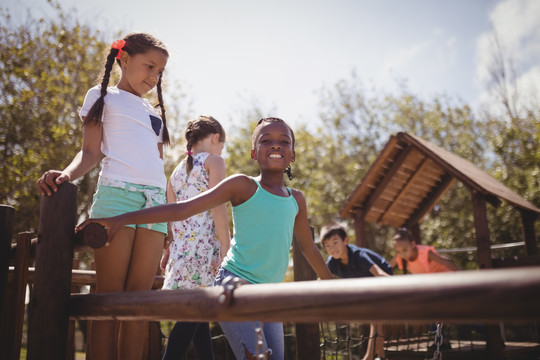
<box><xmin>111</xmin><ymin>39</ymin><xmax>126</xmax><ymax>60</ymax></box>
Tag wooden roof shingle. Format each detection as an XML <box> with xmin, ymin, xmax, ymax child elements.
<box><xmin>340</xmin><ymin>132</ymin><xmax>540</xmax><ymax>228</ymax></box>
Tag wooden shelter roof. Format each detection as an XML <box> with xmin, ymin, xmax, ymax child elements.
<box><xmin>340</xmin><ymin>132</ymin><xmax>540</xmax><ymax>228</ymax></box>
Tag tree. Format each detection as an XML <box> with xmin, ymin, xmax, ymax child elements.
<box><xmin>313</xmin><ymin>74</ymin><xmax>489</xmax><ymax>267</ymax></box>
<box><xmin>0</xmin><ymin>3</ymin><xmax>106</xmax><ymax>234</ymax></box>
<box><xmin>0</xmin><ymin>3</ymin><xmax>191</xmax><ymax>236</ymax></box>
<box><xmin>481</xmin><ymin>34</ymin><xmax>540</xmax><ymax>254</ymax></box>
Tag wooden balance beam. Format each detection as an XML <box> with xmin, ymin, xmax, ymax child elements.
<box><xmin>70</xmin><ymin>266</ymin><xmax>540</xmax><ymax>324</ymax></box>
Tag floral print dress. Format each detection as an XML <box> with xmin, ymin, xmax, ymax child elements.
<box><xmin>162</xmin><ymin>152</ymin><xmax>221</xmax><ymax>290</ymax></box>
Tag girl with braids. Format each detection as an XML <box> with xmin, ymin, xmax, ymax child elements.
<box><xmin>77</xmin><ymin>117</ymin><xmax>334</xmax><ymax>360</ymax></box>
<box><xmin>37</xmin><ymin>33</ymin><xmax>170</xmax><ymax>360</ymax></box>
<box><xmin>160</xmin><ymin>115</ymin><xmax>230</xmax><ymax>360</ymax></box>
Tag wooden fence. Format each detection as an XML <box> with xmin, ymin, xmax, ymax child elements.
<box><xmin>2</xmin><ymin>183</ymin><xmax>540</xmax><ymax>360</ymax></box>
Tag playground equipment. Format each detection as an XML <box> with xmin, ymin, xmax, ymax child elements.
<box><xmin>2</xmin><ymin>182</ymin><xmax>540</xmax><ymax>359</ymax></box>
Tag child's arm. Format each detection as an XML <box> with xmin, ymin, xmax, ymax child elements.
<box><xmin>292</xmin><ymin>190</ymin><xmax>333</xmax><ymax>280</ymax></box>
<box><xmin>369</xmin><ymin>264</ymin><xmax>391</xmax><ymax>277</ymax></box>
<box><xmin>428</xmin><ymin>250</ymin><xmax>460</xmax><ymax>271</ymax></box>
<box><xmin>207</xmin><ymin>155</ymin><xmax>230</xmax><ymax>260</ymax></box>
<box><xmin>76</xmin><ymin>174</ymin><xmax>251</xmax><ymax>242</ymax></box>
<box><xmin>389</xmin><ymin>254</ymin><xmax>398</xmax><ymax>268</ymax></box>
<box><xmin>37</xmin><ymin>119</ymin><xmax>102</xmax><ymax>196</ymax></box>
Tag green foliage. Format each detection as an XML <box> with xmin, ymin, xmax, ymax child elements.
<box><xmin>484</xmin><ymin>94</ymin><xmax>540</xmax><ymax>250</ymax></box>
<box><xmin>0</xmin><ymin>4</ymin><xmax>106</xmax><ymax>234</ymax></box>
<box><xmin>386</xmin><ymin>92</ymin><xmax>486</xmax><ymax>267</ymax></box>
<box><xmin>4</xmin><ymin>4</ymin><xmax>536</xmax><ymax>274</ymax></box>
<box><xmin>312</xmin><ymin>75</ymin><xmax>489</xmax><ymax>265</ymax></box>
<box><xmin>224</xmin><ymin>108</ymin><xmax>266</xmax><ymax>177</ymax></box>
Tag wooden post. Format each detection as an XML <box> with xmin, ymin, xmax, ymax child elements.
<box><xmin>27</xmin><ymin>182</ymin><xmax>78</xmax><ymax>360</ymax></box>
<box><xmin>292</xmin><ymin>227</ymin><xmax>320</xmax><ymax>360</ymax></box>
<box><xmin>354</xmin><ymin>209</ymin><xmax>366</xmax><ymax>247</ymax></box>
<box><xmin>6</xmin><ymin>232</ymin><xmax>32</xmax><ymax>360</ymax></box>
<box><xmin>520</xmin><ymin>210</ymin><xmax>538</xmax><ymax>256</ymax></box>
<box><xmin>471</xmin><ymin>190</ymin><xmax>493</xmax><ymax>269</ymax></box>
<box><xmin>0</xmin><ymin>204</ymin><xmax>15</xmax><ymax>342</ymax></box>
<box><xmin>410</xmin><ymin>223</ymin><xmax>421</xmax><ymax>244</ymax></box>
<box><xmin>470</xmin><ymin>190</ymin><xmax>505</xmax><ymax>360</ymax></box>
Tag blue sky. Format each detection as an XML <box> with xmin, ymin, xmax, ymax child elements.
<box><xmin>10</xmin><ymin>0</ymin><xmax>540</xmax><ymax>129</ymax></box>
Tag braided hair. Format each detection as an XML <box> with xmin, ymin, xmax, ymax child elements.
<box><xmin>184</xmin><ymin>115</ymin><xmax>226</xmax><ymax>174</ymax></box>
<box><xmin>84</xmin><ymin>33</ymin><xmax>170</xmax><ymax>144</ymax></box>
<box><xmin>252</xmin><ymin>117</ymin><xmax>295</xmax><ymax>180</ymax></box>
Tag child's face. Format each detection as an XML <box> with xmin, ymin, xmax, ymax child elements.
<box><xmin>393</xmin><ymin>239</ymin><xmax>416</xmax><ymax>261</ymax></box>
<box><xmin>251</xmin><ymin>122</ymin><xmax>295</xmax><ymax>172</ymax></box>
<box><xmin>323</xmin><ymin>234</ymin><xmax>348</xmax><ymax>260</ymax></box>
<box><xmin>117</xmin><ymin>48</ymin><xmax>168</xmax><ymax>97</ymax></box>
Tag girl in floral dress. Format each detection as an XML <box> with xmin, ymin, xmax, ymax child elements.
<box><xmin>160</xmin><ymin>115</ymin><xmax>229</xmax><ymax>359</ymax></box>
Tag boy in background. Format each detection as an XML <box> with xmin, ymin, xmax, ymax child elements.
<box><xmin>321</xmin><ymin>223</ymin><xmax>392</xmax><ymax>360</ymax></box>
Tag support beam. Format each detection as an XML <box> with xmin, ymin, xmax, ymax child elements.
<box><xmin>0</xmin><ymin>205</ymin><xmax>15</xmax><ymax>348</ymax></box>
<box><xmin>70</xmin><ymin>267</ymin><xmax>540</xmax><ymax>324</ymax></box>
<box><xmin>27</xmin><ymin>183</ymin><xmax>78</xmax><ymax>360</ymax></box>
<box><xmin>292</xmin><ymin>228</ymin><xmax>320</xmax><ymax>360</ymax></box>
<box><xmin>471</xmin><ymin>190</ymin><xmax>493</xmax><ymax>269</ymax></box>
<box><xmin>410</xmin><ymin>223</ymin><xmax>421</xmax><ymax>244</ymax></box>
<box><xmin>6</xmin><ymin>232</ymin><xmax>32</xmax><ymax>360</ymax></box>
<box><xmin>354</xmin><ymin>209</ymin><xmax>366</xmax><ymax>247</ymax></box>
<box><xmin>520</xmin><ymin>210</ymin><xmax>538</xmax><ymax>256</ymax></box>
<box><xmin>364</xmin><ymin>146</ymin><xmax>413</xmax><ymax>219</ymax></box>
<box><xmin>471</xmin><ymin>190</ymin><xmax>505</xmax><ymax>359</ymax></box>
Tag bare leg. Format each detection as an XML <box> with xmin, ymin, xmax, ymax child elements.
<box><xmin>363</xmin><ymin>323</ymin><xmax>385</xmax><ymax>360</ymax></box>
<box><xmin>90</xmin><ymin>227</ymin><xmax>135</xmax><ymax>360</ymax></box>
<box><xmin>118</xmin><ymin>228</ymin><xmax>164</xmax><ymax>360</ymax></box>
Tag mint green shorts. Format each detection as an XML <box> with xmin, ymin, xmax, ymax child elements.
<box><xmin>90</xmin><ymin>182</ymin><xmax>167</xmax><ymax>235</ymax></box>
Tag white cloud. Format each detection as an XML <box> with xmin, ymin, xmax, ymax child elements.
<box><xmin>516</xmin><ymin>65</ymin><xmax>540</xmax><ymax>109</ymax></box>
<box><xmin>380</xmin><ymin>28</ymin><xmax>459</xmax><ymax>98</ymax></box>
<box><xmin>475</xmin><ymin>0</ymin><xmax>540</xmax><ymax>98</ymax></box>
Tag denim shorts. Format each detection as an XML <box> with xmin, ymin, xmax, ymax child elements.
<box><xmin>215</xmin><ymin>268</ymin><xmax>284</xmax><ymax>359</ymax></box>
<box><xmin>90</xmin><ymin>181</ymin><xmax>167</xmax><ymax>235</ymax></box>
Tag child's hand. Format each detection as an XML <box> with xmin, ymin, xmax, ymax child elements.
<box><xmin>36</xmin><ymin>170</ymin><xmax>70</xmax><ymax>196</ymax></box>
<box><xmin>76</xmin><ymin>217</ymin><xmax>122</xmax><ymax>246</ymax></box>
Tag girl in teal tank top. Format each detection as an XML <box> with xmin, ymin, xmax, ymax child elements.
<box><xmin>77</xmin><ymin>117</ymin><xmax>334</xmax><ymax>360</ymax></box>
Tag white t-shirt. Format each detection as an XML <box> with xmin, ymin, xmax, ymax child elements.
<box><xmin>79</xmin><ymin>86</ymin><xmax>166</xmax><ymax>189</ymax></box>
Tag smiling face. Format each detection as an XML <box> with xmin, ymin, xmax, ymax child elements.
<box><xmin>323</xmin><ymin>234</ymin><xmax>349</xmax><ymax>261</ymax></box>
<box><xmin>117</xmin><ymin>48</ymin><xmax>168</xmax><ymax>97</ymax></box>
<box><xmin>251</xmin><ymin>121</ymin><xmax>295</xmax><ymax>173</ymax></box>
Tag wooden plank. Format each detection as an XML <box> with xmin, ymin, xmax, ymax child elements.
<box><xmin>520</xmin><ymin>210</ymin><xmax>538</xmax><ymax>256</ymax></box>
<box><xmin>369</xmin><ymin>147</ymin><xmax>414</xmax><ymax>224</ymax></box>
<box><xmin>27</xmin><ymin>183</ymin><xmax>78</xmax><ymax>360</ymax></box>
<box><xmin>381</xmin><ymin>159</ymin><xmax>431</xmax><ymax>224</ymax></box>
<box><xmin>405</xmin><ymin>175</ymin><xmax>455</xmax><ymax>228</ymax></box>
<box><xmin>69</xmin><ymin>267</ymin><xmax>540</xmax><ymax>324</ymax></box>
<box><xmin>340</xmin><ymin>136</ymin><xmax>402</xmax><ymax>218</ymax></box>
<box><xmin>471</xmin><ymin>190</ymin><xmax>493</xmax><ymax>269</ymax></box>
<box><xmin>354</xmin><ymin>209</ymin><xmax>366</xmax><ymax>248</ymax></box>
<box><xmin>292</xmin><ymin>228</ymin><xmax>320</xmax><ymax>360</ymax></box>
<box><xmin>398</xmin><ymin>133</ymin><xmax>505</xmax><ymax>208</ymax></box>
<box><xmin>0</xmin><ymin>204</ymin><xmax>15</xmax><ymax>347</ymax></box>
<box><xmin>6</xmin><ymin>232</ymin><xmax>31</xmax><ymax>360</ymax></box>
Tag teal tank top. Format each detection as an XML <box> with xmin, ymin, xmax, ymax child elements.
<box><xmin>222</xmin><ymin>177</ymin><xmax>299</xmax><ymax>284</ymax></box>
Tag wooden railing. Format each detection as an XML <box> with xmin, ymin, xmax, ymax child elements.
<box><xmin>2</xmin><ymin>183</ymin><xmax>540</xmax><ymax>360</ymax></box>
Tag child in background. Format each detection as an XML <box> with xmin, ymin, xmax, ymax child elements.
<box><xmin>160</xmin><ymin>115</ymin><xmax>230</xmax><ymax>360</ymax></box>
<box><xmin>36</xmin><ymin>33</ymin><xmax>170</xmax><ymax>360</ymax></box>
<box><xmin>77</xmin><ymin>117</ymin><xmax>334</xmax><ymax>360</ymax></box>
<box><xmin>390</xmin><ymin>228</ymin><xmax>459</xmax><ymax>273</ymax></box>
<box><xmin>390</xmin><ymin>228</ymin><xmax>458</xmax><ymax>352</ymax></box>
<box><xmin>321</xmin><ymin>222</ymin><xmax>391</xmax><ymax>360</ymax></box>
